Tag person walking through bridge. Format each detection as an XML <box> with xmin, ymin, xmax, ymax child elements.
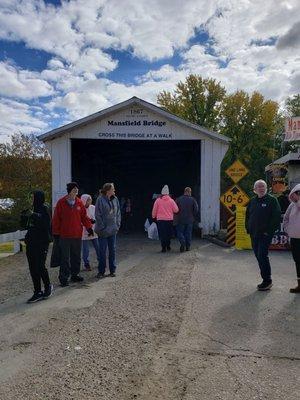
<box><xmin>176</xmin><ymin>187</ymin><xmax>199</xmax><ymax>252</ymax></box>
<box><xmin>152</xmin><ymin>185</ymin><xmax>179</xmax><ymax>253</ymax></box>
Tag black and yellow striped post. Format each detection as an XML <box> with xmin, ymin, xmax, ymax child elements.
<box><xmin>226</xmin><ymin>215</ymin><xmax>236</xmax><ymax>246</ymax></box>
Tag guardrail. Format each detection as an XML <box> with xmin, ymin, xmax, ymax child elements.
<box><xmin>0</xmin><ymin>230</ymin><xmax>27</xmax><ymax>253</ymax></box>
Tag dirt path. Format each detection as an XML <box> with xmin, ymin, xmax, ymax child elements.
<box><xmin>0</xmin><ymin>237</ymin><xmax>299</xmax><ymax>399</ymax></box>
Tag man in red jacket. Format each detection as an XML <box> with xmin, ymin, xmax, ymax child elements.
<box><xmin>52</xmin><ymin>182</ymin><xmax>93</xmax><ymax>286</ymax></box>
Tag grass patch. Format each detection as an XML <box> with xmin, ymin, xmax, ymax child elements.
<box><xmin>0</xmin><ymin>242</ymin><xmax>14</xmax><ymax>253</ymax></box>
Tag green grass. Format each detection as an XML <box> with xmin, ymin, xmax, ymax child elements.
<box><xmin>0</xmin><ymin>242</ymin><xmax>14</xmax><ymax>253</ymax></box>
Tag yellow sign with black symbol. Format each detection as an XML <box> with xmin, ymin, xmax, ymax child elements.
<box><xmin>220</xmin><ymin>185</ymin><xmax>249</xmax><ymax>214</ymax></box>
<box><xmin>225</xmin><ymin>160</ymin><xmax>249</xmax><ymax>183</ymax></box>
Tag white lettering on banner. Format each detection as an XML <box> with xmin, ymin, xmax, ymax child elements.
<box><xmin>98</xmin><ymin>132</ymin><xmax>173</xmax><ymax>139</ymax></box>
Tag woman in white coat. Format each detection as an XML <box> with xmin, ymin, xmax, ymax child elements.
<box><xmin>283</xmin><ymin>184</ymin><xmax>300</xmax><ymax>293</ymax></box>
<box><xmin>81</xmin><ymin>194</ymin><xmax>100</xmax><ymax>271</ymax></box>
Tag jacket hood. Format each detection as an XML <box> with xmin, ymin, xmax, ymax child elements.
<box><xmin>161</xmin><ymin>195</ymin><xmax>171</xmax><ymax>201</ymax></box>
<box><xmin>289</xmin><ymin>183</ymin><xmax>300</xmax><ymax>201</ymax></box>
<box><xmin>81</xmin><ymin>194</ymin><xmax>91</xmax><ymax>206</ymax></box>
<box><xmin>33</xmin><ymin>190</ymin><xmax>45</xmax><ymax>212</ymax></box>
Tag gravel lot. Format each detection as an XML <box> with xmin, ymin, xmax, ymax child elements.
<box><xmin>0</xmin><ymin>236</ymin><xmax>299</xmax><ymax>399</ymax></box>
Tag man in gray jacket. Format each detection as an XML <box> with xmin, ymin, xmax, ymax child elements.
<box><xmin>176</xmin><ymin>187</ymin><xmax>199</xmax><ymax>252</ymax></box>
<box><xmin>95</xmin><ymin>183</ymin><xmax>121</xmax><ymax>279</ymax></box>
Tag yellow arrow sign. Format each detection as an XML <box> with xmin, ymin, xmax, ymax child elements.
<box><xmin>220</xmin><ymin>184</ymin><xmax>249</xmax><ymax>215</ymax></box>
<box><xmin>225</xmin><ymin>160</ymin><xmax>249</xmax><ymax>183</ymax></box>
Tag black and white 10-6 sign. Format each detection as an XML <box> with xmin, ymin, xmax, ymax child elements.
<box><xmin>220</xmin><ymin>185</ymin><xmax>249</xmax><ymax>214</ymax></box>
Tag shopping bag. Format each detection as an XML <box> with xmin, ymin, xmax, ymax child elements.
<box><xmin>144</xmin><ymin>218</ymin><xmax>151</xmax><ymax>232</ymax></box>
<box><xmin>147</xmin><ymin>222</ymin><xmax>159</xmax><ymax>240</ymax></box>
<box><xmin>50</xmin><ymin>236</ymin><xmax>61</xmax><ymax>268</ymax></box>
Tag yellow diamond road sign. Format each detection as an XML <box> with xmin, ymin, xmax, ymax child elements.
<box><xmin>220</xmin><ymin>185</ymin><xmax>249</xmax><ymax>214</ymax></box>
<box><xmin>225</xmin><ymin>160</ymin><xmax>249</xmax><ymax>183</ymax></box>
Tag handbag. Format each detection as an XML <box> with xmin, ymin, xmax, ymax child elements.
<box><xmin>50</xmin><ymin>236</ymin><xmax>61</xmax><ymax>268</ymax></box>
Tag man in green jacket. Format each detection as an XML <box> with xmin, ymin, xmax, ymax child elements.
<box><xmin>245</xmin><ymin>180</ymin><xmax>281</xmax><ymax>291</ymax></box>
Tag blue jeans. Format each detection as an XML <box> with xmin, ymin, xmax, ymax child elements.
<box><xmin>176</xmin><ymin>223</ymin><xmax>193</xmax><ymax>247</ymax></box>
<box><xmin>98</xmin><ymin>235</ymin><xmax>117</xmax><ymax>274</ymax></box>
<box><xmin>251</xmin><ymin>233</ymin><xmax>273</xmax><ymax>282</ymax></box>
<box><xmin>82</xmin><ymin>239</ymin><xmax>100</xmax><ymax>267</ymax></box>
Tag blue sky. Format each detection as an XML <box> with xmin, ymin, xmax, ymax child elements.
<box><xmin>0</xmin><ymin>0</ymin><xmax>299</xmax><ymax>141</ymax></box>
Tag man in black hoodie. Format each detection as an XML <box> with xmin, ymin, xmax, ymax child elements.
<box><xmin>21</xmin><ymin>190</ymin><xmax>53</xmax><ymax>303</ymax></box>
<box><xmin>245</xmin><ymin>180</ymin><xmax>281</xmax><ymax>291</ymax></box>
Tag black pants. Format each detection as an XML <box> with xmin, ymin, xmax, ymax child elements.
<box><xmin>157</xmin><ymin>220</ymin><xmax>173</xmax><ymax>250</ymax></box>
<box><xmin>122</xmin><ymin>213</ymin><xmax>132</xmax><ymax>233</ymax></box>
<box><xmin>290</xmin><ymin>238</ymin><xmax>300</xmax><ymax>278</ymax></box>
<box><xmin>251</xmin><ymin>233</ymin><xmax>273</xmax><ymax>282</ymax></box>
<box><xmin>59</xmin><ymin>238</ymin><xmax>81</xmax><ymax>283</ymax></box>
<box><xmin>26</xmin><ymin>242</ymin><xmax>50</xmax><ymax>294</ymax></box>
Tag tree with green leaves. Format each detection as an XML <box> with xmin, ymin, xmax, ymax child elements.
<box><xmin>157</xmin><ymin>74</ymin><xmax>283</xmax><ymax>196</ymax></box>
<box><xmin>0</xmin><ymin>133</ymin><xmax>51</xmax><ymax>233</ymax></box>
<box><xmin>157</xmin><ymin>74</ymin><xmax>226</xmax><ymax>130</ymax></box>
<box><xmin>220</xmin><ymin>91</ymin><xmax>280</xmax><ymax>193</ymax></box>
<box><xmin>285</xmin><ymin>94</ymin><xmax>300</xmax><ymax>117</ymax></box>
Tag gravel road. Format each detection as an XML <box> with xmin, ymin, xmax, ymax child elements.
<box><xmin>0</xmin><ymin>236</ymin><xmax>299</xmax><ymax>399</ymax></box>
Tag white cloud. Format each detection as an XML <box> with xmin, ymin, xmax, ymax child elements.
<box><xmin>0</xmin><ymin>0</ymin><xmax>217</xmax><ymax>63</ymax></box>
<box><xmin>0</xmin><ymin>99</ymin><xmax>48</xmax><ymax>141</ymax></box>
<box><xmin>0</xmin><ymin>1</ymin><xmax>84</xmax><ymax>63</ymax></box>
<box><xmin>0</xmin><ymin>61</ymin><xmax>54</xmax><ymax>99</ymax></box>
<box><xmin>0</xmin><ymin>0</ymin><xmax>300</xmax><ymax>139</ymax></box>
<box><xmin>73</xmin><ymin>48</ymin><xmax>118</xmax><ymax>74</ymax></box>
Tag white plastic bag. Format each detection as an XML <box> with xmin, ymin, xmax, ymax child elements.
<box><xmin>144</xmin><ymin>218</ymin><xmax>151</xmax><ymax>232</ymax></box>
<box><xmin>147</xmin><ymin>222</ymin><xmax>159</xmax><ymax>240</ymax></box>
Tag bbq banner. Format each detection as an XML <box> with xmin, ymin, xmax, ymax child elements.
<box><xmin>235</xmin><ymin>207</ymin><xmax>290</xmax><ymax>250</ymax></box>
<box><xmin>269</xmin><ymin>219</ymin><xmax>290</xmax><ymax>250</ymax></box>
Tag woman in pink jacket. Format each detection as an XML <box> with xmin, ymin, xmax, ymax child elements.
<box><xmin>283</xmin><ymin>184</ymin><xmax>300</xmax><ymax>293</ymax></box>
<box><xmin>152</xmin><ymin>185</ymin><xmax>179</xmax><ymax>252</ymax></box>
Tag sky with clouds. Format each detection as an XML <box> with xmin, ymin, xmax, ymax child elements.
<box><xmin>0</xmin><ymin>0</ymin><xmax>299</xmax><ymax>141</ymax></box>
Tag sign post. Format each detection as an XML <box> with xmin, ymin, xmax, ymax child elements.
<box><xmin>225</xmin><ymin>160</ymin><xmax>249</xmax><ymax>184</ymax></box>
<box><xmin>221</xmin><ymin>160</ymin><xmax>249</xmax><ymax>245</ymax></box>
<box><xmin>220</xmin><ymin>184</ymin><xmax>249</xmax><ymax>215</ymax></box>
